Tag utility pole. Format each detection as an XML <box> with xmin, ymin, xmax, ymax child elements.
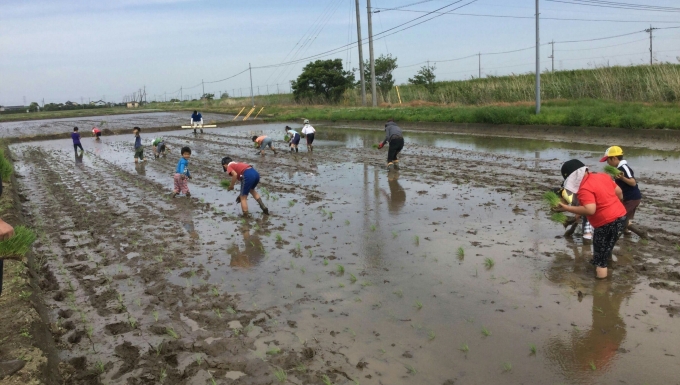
<box><xmin>180</xmin><ymin>87</ymin><xmax>182</xmax><ymax>101</ymax></box>
<box><xmin>646</xmin><ymin>25</ymin><xmax>656</xmax><ymax>65</ymax></box>
<box><xmin>478</xmin><ymin>53</ymin><xmax>481</xmax><ymax>78</ymax></box>
<box><xmin>366</xmin><ymin>0</ymin><xmax>377</xmax><ymax>107</ymax></box>
<box><xmin>535</xmin><ymin>0</ymin><xmax>541</xmax><ymax>115</ymax></box>
<box><xmin>549</xmin><ymin>41</ymin><xmax>555</xmax><ymax>72</ymax></box>
<box><xmin>202</xmin><ymin>79</ymin><xmax>204</xmax><ymax>97</ymax></box>
<box><xmin>249</xmin><ymin>63</ymin><xmax>255</xmax><ymax>107</ymax></box>
<box><xmin>355</xmin><ymin>0</ymin><xmax>367</xmax><ymax>106</ymax></box>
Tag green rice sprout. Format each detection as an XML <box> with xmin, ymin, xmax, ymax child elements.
<box><xmin>214</xmin><ymin>308</ymin><xmax>222</xmax><ymax>318</ymax></box>
<box><xmin>220</xmin><ymin>180</ymin><xmax>231</xmax><ymax>189</ymax></box>
<box><xmin>589</xmin><ymin>360</ymin><xmax>597</xmax><ymax>371</ymax></box>
<box><xmin>284</xmin><ymin>135</ymin><xmax>290</xmax><ymax>142</ymax></box>
<box><xmin>542</xmin><ymin>191</ymin><xmax>562</xmax><ymax>208</ymax></box>
<box><xmin>226</xmin><ymin>306</ymin><xmax>236</xmax><ymax>314</ymax></box>
<box><xmin>481</xmin><ymin>326</ymin><xmax>492</xmax><ymax>337</ymax></box>
<box><xmin>321</xmin><ymin>374</ymin><xmax>333</xmax><ymax>385</ymax></box>
<box><xmin>166</xmin><ymin>327</ymin><xmax>179</xmax><ymax>339</ymax></box>
<box><xmin>550</xmin><ymin>212</ymin><xmax>568</xmax><ymax>224</ymax></box>
<box><xmin>129</xmin><ymin>317</ymin><xmax>137</xmax><ymax>328</ymax></box>
<box><xmin>308</xmin><ymin>249</ymin><xmax>313</xmax><ymax>257</ymax></box>
<box><xmin>675</xmin><ymin>244</ymin><xmax>680</xmax><ymax>252</ymax></box>
<box><xmin>288</xmin><ymin>200</ymin><xmax>295</xmax><ymax>207</ymax></box>
<box><xmin>428</xmin><ymin>330</ymin><xmax>436</xmax><ymax>340</ymax></box>
<box><xmin>323</xmin><ymin>258</ymin><xmax>329</xmax><ymax>266</ymax></box>
<box><xmin>405</xmin><ymin>365</ymin><xmax>417</xmax><ymax>375</ymax></box>
<box><xmin>336</xmin><ymin>264</ymin><xmax>345</xmax><ymax>274</ymax></box>
<box><xmin>530</xmin><ymin>344</ymin><xmax>537</xmax><ymax>355</ymax></box>
<box><xmin>275</xmin><ymin>234</ymin><xmax>283</xmax><ymax>242</ymax></box>
<box><xmin>152</xmin><ymin>310</ymin><xmax>159</xmax><ymax>322</ymax></box>
<box><xmin>392</xmin><ymin>231</ymin><xmax>398</xmax><ymax>239</ymax></box>
<box><xmin>393</xmin><ymin>289</ymin><xmax>403</xmax><ymax>298</ymax></box>
<box><xmin>502</xmin><ymin>362</ymin><xmax>512</xmax><ymax>372</ymax></box>
<box><xmin>484</xmin><ymin>258</ymin><xmax>495</xmax><ymax>269</ymax></box>
<box><xmin>604</xmin><ymin>165</ymin><xmax>622</xmax><ymax>177</ymax></box>
<box><xmin>370</xmin><ymin>224</ymin><xmax>376</xmax><ymax>231</ymax></box>
<box><xmin>414</xmin><ymin>235</ymin><xmax>420</xmax><ymax>246</ymax></box>
<box><xmin>274</xmin><ymin>367</ymin><xmax>287</xmax><ymax>382</ymax></box>
<box><xmin>0</xmin><ymin>226</ymin><xmax>37</xmax><ymax>259</ymax></box>
<box><xmin>159</xmin><ymin>368</ymin><xmax>167</xmax><ymax>381</ymax></box>
<box><xmin>460</xmin><ymin>343</ymin><xmax>469</xmax><ymax>353</ymax></box>
<box><xmin>457</xmin><ymin>247</ymin><xmax>464</xmax><ymax>258</ymax></box>
<box><xmin>267</xmin><ymin>346</ymin><xmax>281</xmax><ymax>355</ymax></box>
<box><xmin>372</xmin><ymin>143</ymin><xmax>379</xmax><ymax>149</ymax></box>
<box><xmin>349</xmin><ymin>273</ymin><xmax>357</xmax><ymax>283</ymax></box>
<box><xmin>414</xmin><ymin>300</ymin><xmax>423</xmax><ymax>310</ymax></box>
<box><xmin>345</xmin><ymin>220</ymin><xmax>350</xmax><ymax>226</ymax></box>
<box><xmin>95</xmin><ymin>360</ymin><xmax>105</xmax><ymax>373</ymax></box>
<box><xmin>296</xmin><ymin>363</ymin><xmax>307</xmax><ymax>373</ymax></box>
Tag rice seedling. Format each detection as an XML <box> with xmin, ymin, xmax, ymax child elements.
<box><xmin>290</xmin><ymin>260</ymin><xmax>295</xmax><ymax>269</ymax></box>
<box><xmin>460</xmin><ymin>343</ymin><xmax>469</xmax><ymax>353</ymax></box>
<box><xmin>550</xmin><ymin>212</ymin><xmax>568</xmax><ymax>224</ymax></box>
<box><xmin>349</xmin><ymin>273</ymin><xmax>357</xmax><ymax>283</ymax></box>
<box><xmin>211</xmin><ymin>286</ymin><xmax>220</xmax><ymax>297</ymax></box>
<box><xmin>542</xmin><ymin>191</ymin><xmax>562</xmax><ymax>208</ymax></box>
<box><xmin>339</xmin><ymin>282</ymin><xmax>345</xmax><ymax>288</ymax></box>
<box><xmin>372</xmin><ymin>143</ymin><xmax>379</xmax><ymax>149</ymax></box>
<box><xmin>502</xmin><ymin>362</ymin><xmax>512</xmax><ymax>372</ymax></box>
<box><xmin>226</xmin><ymin>306</ymin><xmax>236</xmax><ymax>314</ymax></box>
<box><xmin>428</xmin><ymin>330</ymin><xmax>436</xmax><ymax>340</ymax></box>
<box><xmin>220</xmin><ymin>179</ymin><xmax>231</xmax><ymax>189</ymax></box>
<box><xmin>274</xmin><ymin>367</ymin><xmax>287</xmax><ymax>383</ymax></box>
<box><xmin>267</xmin><ymin>346</ymin><xmax>281</xmax><ymax>355</ymax></box>
<box><xmin>308</xmin><ymin>249</ymin><xmax>313</xmax><ymax>257</ymax></box>
<box><xmin>129</xmin><ymin>317</ymin><xmax>137</xmax><ymax>328</ymax></box>
<box><xmin>86</xmin><ymin>325</ymin><xmax>94</xmax><ymax>338</ymax></box>
<box><xmin>95</xmin><ymin>360</ymin><xmax>105</xmax><ymax>373</ymax></box>
<box><xmin>405</xmin><ymin>365</ymin><xmax>417</xmax><ymax>375</ymax></box>
<box><xmin>321</xmin><ymin>374</ymin><xmax>333</xmax><ymax>385</ymax></box>
<box><xmin>345</xmin><ymin>220</ymin><xmax>350</xmax><ymax>225</ymax></box>
<box><xmin>675</xmin><ymin>244</ymin><xmax>680</xmax><ymax>251</ymax></box>
<box><xmin>288</xmin><ymin>200</ymin><xmax>295</xmax><ymax>207</ymax></box>
<box><xmin>275</xmin><ymin>234</ymin><xmax>283</xmax><ymax>242</ymax></box>
<box><xmin>393</xmin><ymin>289</ymin><xmax>403</xmax><ymax>298</ymax></box>
<box><xmin>481</xmin><ymin>326</ymin><xmax>492</xmax><ymax>337</ymax></box>
<box><xmin>414</xmin><ymin>300</ymin><xmax>423</xmax><ymax>310</ymax></box>
<box><xmin>296</xmin><ymin>243</ymin><xmax>301</xmax><ymax>252</ymax></box>
<box><xmin>530</xmin><ymin>344</ymin><xmax>537</xmax><ymax>355</ymax></box>
<box><xmin>194</xmin><ymin>354</ymin><xmax>203</xmax><ymax>365</ymax></box>
<box><xmin>336</xmin><ymin>264</ymin><xmax>345</xmax><ymax>274</ymax></box>
<box><xmin>323</xmin><ymin>258</ymin><xmax>329</xmax><ymax>266</ymax></box>
<box><xmin>392</xmin><ymin>230</ymin><xmax>398</xmax><ymax>238</ymax></box>
<box><xmin>457</xmin><ymin>247</ymin><xmax>464</xmax><ymax>258</ymax></box>
<box><xmin>19</xmin><ymin>328</ymin><xmax>31</xmax><ymax>338</ymax></box>
<box><xmin>414</xmin><ymin>235</ymin><xmax>420</xmax><ymax>246</ymax></box>
<box><xmin>300</xmin><ymin>267</ymin><xmax>306</xmax><ymax>274</ymax></box>
<box><xmin>640</xmin><ymin>238</ymin><xmax>649</xmax><ymax>245</ymax></box>
<box><xmin>589</xmin><ymin>360</ymin><xmax>597</xmax><ymax>370</ymax></box>
<box><xmin>604</xmin><ymin>165</ymin><xmax>622</xmax><ymax>177</ymax></box>
<box><xmin>152</xmin><ymin>310</ymin><xmax>159</xmax><ymax>322</ymax></box>
<box><xmin>159</xmin><ymin>368</ymin><xmax>167</xmax><ymax>382</ymax></box>
<box><xmin>166</xmin><ymin>327</ymin><xmax>179</xmax><ymax>339</ymax></box>
<box><xmin>370</xmin><ymin>224</ymin><xmax>377</xmax><ymax>231</ymax></box>
<box><xmin>484</xmin><ymin>258</ymin><xmax>495</xmax><ymax>269</ymax></box>
<box><xmin>0</xmin><ymin>226</ymin><xmax>35</xmax><ymax>260</ymax></box>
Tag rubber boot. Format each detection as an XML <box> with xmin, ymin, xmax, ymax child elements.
<box><xmin>257</xmin><ymin>198</ymin><xmax>269</xmax><ymax>215</ymax></box>
<box><xmin>186</xmin><ymin>192</ymin><xmax>191</xmax><ymax>198</ymax></box>
<box><xmin>193</xmin><ymin>129</ymin><xmax>197</xmax><ymax>134</ymax></box>
<box><xmin>0</xmin><ymin>360</ymin><xmax>25</xmax><ymax>379</ymax></box>
<box><xmin>295</xmin><ymin>148</ymin><xmax>298</xmax><ymax>153</ymax></box>
<box><xmin>200</xmin><ymin>129</ymin><xmax>203</xmax><ymax>133</ymax></box>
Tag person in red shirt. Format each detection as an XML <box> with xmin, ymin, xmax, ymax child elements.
<box><xmin>221</xmin><ymin>157</ymin><xmax>269</xmax><ymax>217</ymax></box>
<box><xmin>556</xmin><ymin>159</ymin><xmax>627</xmax><ymax>279</ymax></box>
<box><xmin>92</xmin><ymin>127</ymin><xmax>102</xmax><ymax>140</ymax></box>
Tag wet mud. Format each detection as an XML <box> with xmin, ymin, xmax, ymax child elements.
<box><xmin>9</xmin><ymin>122</ymin><xmax>680</xmax><ymax>384</ymax></box>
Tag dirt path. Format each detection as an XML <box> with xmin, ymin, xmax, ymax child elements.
<box><xmin>4</xmin><ymin>122</ymin><xmax>680</xmax><ymax>384</ymax></box>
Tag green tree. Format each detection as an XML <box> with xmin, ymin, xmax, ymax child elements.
<box><xmin>363</xmin><ymin>54</ymin><xmax>398</xmax><ymax>100</ymax></box>
<box><xmin>28</xmin><ymin>102</ymin><xmax>40</xmax><ymax>112</ymax></box>
<box><xmin>409</xmin><ymin>64</ymin><xmax>437</xmax><ymax>93</ymax></box>
<box><xmin>202</xmin><ymin>93</ymin><xmax>215</xmax><ymax>100</ymax></box>
<box><xmin>292</xmin><ymin>59</ymin><xmax>355</xmax><ymax>103</ymax></box>
<box><xmin>220</xmin><ymin>92</ymin><xmax>229</xmax><ymax>99</ymax></box>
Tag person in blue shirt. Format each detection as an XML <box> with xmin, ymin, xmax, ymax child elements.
<box><xmin>285</xmin><ymin>126</ymin><xmax>301</xmax><ymax>153</ymax></box>
<box><xmin>133</xmin><ymin>127</ymin><xmax>144</xmax><ymax>163</ymax></box>
<box><xmin>600</xmin><ymin>146</ymin><xmax>644</xmax><ymax>236</ymax></box>
<box><xmin>173</xmin><ymin>146</ymin><xmax>192</xmax><ymax>198</ymax></box>
<box><xmin>191</xmin><ymin>111</ymin><xmax>203</xmax><ymax>134</ymax></box>
<box><xmin>71</xmin><ymin>127</ymin><xmax>84</xmax><ymax>154</ymax></box>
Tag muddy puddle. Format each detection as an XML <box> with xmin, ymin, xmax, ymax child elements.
<box><xmin>0</xmin><ymin>112</ymin><xmax>232</xmax><ymax>139</ymax></box>
<box><xmin>10</xmin><ymin>123</ymin><xmax>680</xmax><ymax>384</ymax></box>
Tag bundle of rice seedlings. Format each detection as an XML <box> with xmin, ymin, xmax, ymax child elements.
<box><xmin>284</xmin><ymin>135</ymin><xmax>290</xmax><ymax>142</ymax></box>
<box><xmin>604</xmin><ymin>165</ymin><xmax>622</xmax><ymax>177</ymax></box>
<box><xmin>220</xmin><ymin>180</ymin><xmax>231</xmax><ymax>189</ymax></box>
<box><xmin>542</xmin><ymin>191</ymin><xmax>561</xmax><ymax>208</ymax></box>
<box><xmin>372</xmin><ymin>144</ymin><xmax>379</xmax><ymax>149</ymax></box>
<box><xmin>550</xmin><ymin>212</ymin><xmax>568</xmax><ymax>224</ymax></box>
<box><xmin>0</xmin><ymin>153</ymin><xmax>13</xmax><ymax>181</ymax></box>
<box><xmin>0</xmin><ymin>226</ymin><xmax>37</xmax><ymax>260</ymax></box>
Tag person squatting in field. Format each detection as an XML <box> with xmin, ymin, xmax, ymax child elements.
<box><xmin>600</xmin><ymin>146</ymin><xmax>643</xmax><ymax>236</ymax></box>
<box><xmin>252</xmin><ymin>135</ymin><xmax>277</xmax><ymax>156</ymax></box>
<box><xmin>153</xmin><ymin>137</ymin><xmax>167</xmax><ymax>158</ymax></box>
<box><xmin>133</xmin><ymin>127</ymin><xmax>144</xmax><ymax>163</ymax></box>
<box><xmin>378</xmin><ymin>119</ymin><xmax>404</xmax><ymax>170</ymax></box>
<box><xmin>301</xmin><ymin>119</ymin><xmax>316</xmax><ymax>152</ymax></box>
<box><xmin>71</xmin><ymin>127</ymin><xmax>84</xmax><ymax>154</ymax></box>
<box><xmin>285</xmin><ymin>126</ymin><xmax>301</xmax><ymax>153</ymax></box>
<box><xmin>173</xmin><ymin>147</ymin><xmax>192</xmax><ymax>198</ymax></box>
<box><xmin>221</xmin><ymin>157</ymin><xmax>269</xmax><ymax>217</ymax></box>
<box><xmin>555</xmin><ymin>159</ymin><xmax>627</xmax><ymax>279</ymax></box>
<box><xmin>92</xmin><ymin>127</ymin><xmax>102</xmax><ymax>140</ymax></box>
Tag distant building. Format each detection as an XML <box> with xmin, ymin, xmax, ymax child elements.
<box><xmin>0</xmin><ymin>105</ymin><xmax>26</xmax><ymax>112</ymax></box>
<box><xmin>126</xmin><ymin>102</ymin><xmax>139</xmax><ymax>108</ymax></box>
<box><xmin>64</xmin><ymin>101</ymin><xmax>79</xmax><ymax>107</ymax></box>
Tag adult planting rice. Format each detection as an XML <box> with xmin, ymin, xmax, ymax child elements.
<box><xmin>378</xmin><ymin>119</ymin><xmax>404</xmax><ymax>170</ymax></box>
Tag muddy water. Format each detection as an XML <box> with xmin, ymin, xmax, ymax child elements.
<box><xmin>0</xmin><ymin>112</ymin><xmax>232</xmax><ymax>138</ymax></box>
<box><xmin>10</xmin><ymin>123</ymin><xmax>680</xmax><ymax>385</ymax></box>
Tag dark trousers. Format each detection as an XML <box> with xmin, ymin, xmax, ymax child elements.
<box><xmin>387</xmin><ymin>137</ymin><xmax>404</xmax><ymax>163</ymax></box>
<box><xmin>73</xmin><ymin>143</ymin><xmax>83</xmax><ymax>153</ymax></box>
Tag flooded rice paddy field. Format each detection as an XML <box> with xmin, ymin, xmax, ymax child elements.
<box><xmin>9</xmin><ymin>123</ymin><xmax>680</xmax><ymax>385</ymax></box>
<box><xmin>0</xmin><ymin>112</ymin><xmax>232</xmax><ymax>138</ymax></box>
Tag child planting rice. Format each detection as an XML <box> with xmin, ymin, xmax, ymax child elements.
<box><xmin>133</xmin><ymin>127</ymin><xmax>144</xmax><ymax>163</ymax></box>
<box><xmin>221</xmin><ymin>157</ymin><xmax>269</xmax><ymax>217</ymax></box>
<box><xmin>600</xmin><ymin>146</ymin><xmax>644</xmax><ymax>236</ymax></box>
<box><xmin>301</xmin><ymin>119</ymin><xmax>316</xmax><ymax>152</ymax></box>
<box><xmin>554</xmin><ymin>159</ymin><xmax>627</xmax><ymax>279</ymax></box>
<box><xmin>285</xmin><ymin>126</ymin><xmax>301</xmax><ymax>153</ymax></box>
<box><xmin>252</xmin><ymin>135</ymin><xmax>277</xmax><ymax>156</ymax></box>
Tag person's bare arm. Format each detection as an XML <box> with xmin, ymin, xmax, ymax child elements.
<box><xmin>558</xmin><ymin>203</ymin><xmax>596</xmax><ymax>216</ymax></box>
<box><xmin>615</xmin><ymin>173</ymin><xmax>636</xmax><ymax>186</ymax></box>
<box><xmin>0</xmin><ymin>219</ymin><xmax>15</xmax><ymax>241</ymax></box>
<box><xmin>228</xmin><ymin>172</ymin><xmax>239</xmax><ymax>191</ymax></box>
<box><xmin>614</xmin><ymin>186</ymin><xmax>623</xmax><ymax>201</ymax></box>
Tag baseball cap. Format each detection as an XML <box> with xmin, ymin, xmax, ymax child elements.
<box><xmin>561</xmin><ymin>159</ymin><xmax>585</xmax><ymax>180</ymax></box>
<box><xmin>599</xmin><ymin>146</ymin><xmax>623</xmax><ymax>162</ymax></box>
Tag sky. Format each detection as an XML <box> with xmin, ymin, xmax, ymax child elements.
<box><xmin>1</xmin><ymin>0</ymin><xmax>679</xmax><ymax>105</ymax></box>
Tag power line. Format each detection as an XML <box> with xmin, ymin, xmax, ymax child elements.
<box><xmin>555</xmin><ymin>37</ymin><xmax>648</xmax><ymax>51</ymax></box>
<box><xmin>546</xmin><ymin>0</ymin><xmax>680</xmax><ymax>13</ymax></box>
<box><xmin>372</xmin><ymin>7</ymin><xmax>680</xmax><ymax>23</ymax></box>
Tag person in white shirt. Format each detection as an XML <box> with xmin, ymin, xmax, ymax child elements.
<box><xmin>300</xmin><ymin>119</ymin><xmax>316</xmax><ymax>152</ymax></box>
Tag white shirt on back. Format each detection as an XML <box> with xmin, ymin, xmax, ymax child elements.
<box><xmin>301</xmin><ymin>124</ymin><xmax>316</xmax><ymax>135</ymax></box>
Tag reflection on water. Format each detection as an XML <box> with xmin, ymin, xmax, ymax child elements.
<box><xmin>545</xmin><ymin>280</ymin><xmax>631</xmax><ymax>384</ymax></box>
<box><xmin>227</xmin><ymin>225</ymin><xmax>265</xmax><ymax>268</ymax></box>
<box><xmin>134</xmin><ymin>162</ymin><xmax>146</xmax><ymax>176</ymax></box>
<box><xmin>381</xmin><ymin>171</ymin><xmax>406</xmax><ymax>214</ymax></box>
<box><xmin>545</xmin><ymin>241</ymin><xmax>633</xmax><ymax>384</ymax></box>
